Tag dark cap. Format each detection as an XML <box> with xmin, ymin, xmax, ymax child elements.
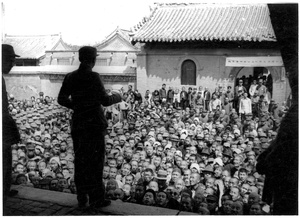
<box><xmin>79</xmin><ymin>46</ymin><xmax>98</xmax><ymax>61</ymax></box>
<box><xmin>2</xmin><ymin>44</ymin><xmax>20</xmax><ymax>57</ymax></box>
<box><xmin>222</xmin><ymin>149</ymin><xmax>233</xmax><ymax>158</ymax></box>
<box><xmin>206</xmin><ymin>195</ymin><xmax>218</xmax><ymax>202</ymax></box>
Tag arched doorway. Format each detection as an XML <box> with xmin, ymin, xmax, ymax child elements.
<box><xmin>234</xmin><ymin>67</ymin><xmax>273</xmax><ymax>97</ymax></box>
<box><xmin>181</xmin><ymin>60</ymin><xmax>196</xmax><ymax>85</ymax></box>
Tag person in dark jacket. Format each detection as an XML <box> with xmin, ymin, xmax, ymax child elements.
<box><xmin>256</xmin><ymin>4</ymin><xmax>298</xmax><ymax>215</ymax></box>
<box><xmin>180</xmin><ymin>86</ymin><xmax>188</xmax><ymax>110</ymax></box>
<box><xmin>58</xmin><ymin>46</ymin><xmax>122</xmax><ymax>210</ymax></box>
<box><xmin>159</xmin><ymin>84</ymin><xmax>167</xmax><ymax>106</ymax></box>
<box><xmin>203</xmin><ymin>87</ymin><xmax>211</xmax><ymax>111</ymax></box>
<box><xmin>2</xmin><ymin>44</ymin><xmax>21</xmax><ymax>198</ymax></box>
<box><xmin>167</xmin><ymin>86</ymin><xmax>174</xmax><ymax>105</ymax></box>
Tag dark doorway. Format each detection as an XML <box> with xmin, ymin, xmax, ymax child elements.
<box><xmin>181</xmin><ymin>60</ymin><xmax>196</xmax><ymax>85</ymax></box>
<box><xmin>235</xmin><ymin>67</ymin><xmax>273</xmax><ymax>97</ymax></box>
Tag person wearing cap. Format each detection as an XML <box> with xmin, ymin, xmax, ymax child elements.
<box><xmin>234</xmin><ymin>79</ymin><xmax>247</xmax><ymax>111</ymax></box>
<box><xmin>206</xmin><ymin>194</ymin><xmax>219</xmax><ymax>215</ymax></box>
<box><xmin>58</xmin><ymin>46</ymin><xmax>122</xmax><ymax>210</ymax></box>
<box><xmin>2</xmin><ymin>44</ymin><xmax>21</xmax><ymax>197</ymax></box>
<box><xmin>154</xmin><ymin>169</ymin><xmax>168</xmax><ymax>191</ymax></box>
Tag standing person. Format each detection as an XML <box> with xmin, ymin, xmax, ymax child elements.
<box><xmin>190</xmin><ymin>87</ymin><xmax>198</xmax><ymax>109</ymax></box>
<box><xmin>180</xmin><ymin>87</ymin><xmax>188</xmax><ymax>109</ymax></box>
<box><xmin>256</xmin><ymin>78</ymin><xmax>267</xmax><ymax>102</ymax></box>
<box><xmin>223</xmin><ymin>97</ymin><xmax>232</xmax><ymax>115</ymax></box>
<box><xmin>239</xmin><ymin>93</ymin><xmax>252</xmax><ymax>121</ymax></box>
<box><xmin>2</xmin><ymin>44</ymin><xmax>21</xmax><ymax>198</ymax></box>
<box><xmin>133</xmin><ymin>90</ymin><xmax>142</xmax><ymax>105</ymax></box>
<box><xmin>198</xmin><ymin>86</ymin><xmax>204</xmax><ymax>98</ymax></box>
<box><xmin>173</xmin><ymin>88</ymin><xmax>180</xmax><ymax>109</ymax></box>
<box><xmin>234</xmin><ymin>79</ymin><xmax>247</xmax><ymax>112</ymax></box>
<box><xmin>187</xmin><ymin>87</ymin><xmax>193</xmax><ymax>108</ymax></box>
<box><xmin>58</xmin><ymin>46</ymin><xmax>122</xmax><ymax>210</ymax></box>
<box><xmin>204</xmin><ymin>87</ymin><xmax>211</xmax><ymax>111</ymax></box>
<box><xmin>195</xmin><ymin>90</ymin><xmax>205</xmax><ymax>109</ymax></box>
<box><xmin>256</xmin><ymin>78</ymin><xmax>269</xmax><ymax>106</ymax></box>
<box><xmin>167</xmin><ymin>86</ymin><xmax>174</xmax><ymax>105</ymax></box>
<box><xmin>127</xmin><ymin>85</ymin><xmax>134</xmax><ymax>96</ymax></box>
<box><xmin>249</xmin><ymin>80</ymin><xmax>258</xmax><ymax>99</ymax></box>
<box><xmin>209</xmin><ymin>93</ymin><xmax>222</xmax><ymax>112</ymax></box>
<box><xmin>159</xmin><ymin>84</ymin><xmax>167</xmax><ymax>106</ymax></box>
<box><xmin>225</xmin><ymin>86</ymin><xmax>234</xmax><ymax>106</ymax></box>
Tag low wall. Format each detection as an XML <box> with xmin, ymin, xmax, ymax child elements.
<box><xmin>4</xmin><ymin>66</ymin><xmax>136</xmax><ymax>100</ymax></box>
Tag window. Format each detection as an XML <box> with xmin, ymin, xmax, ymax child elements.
<box><xmin>57</xmin><ymin>58</ymin><xmax>70</xmax><ymax>65</ymax></box>
<box><xmin>96</xmin><ymin>58</ymin><xmax>108</xmax><ymax>66</ymax></box>
<box><xmin>181</xmin><ymin>60</ymin><xmax>196</xmax><ymax>85</ymax></box>
<box><xmin>15</xmin><ymin>59</ymin><xmax>37</xmax><ymax>66</ymax></box>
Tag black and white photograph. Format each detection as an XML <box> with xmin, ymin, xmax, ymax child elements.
<box><xmin>2</xmin><ymin>0</ymin><xmax>298</xmax><ymax>215</ymax></box>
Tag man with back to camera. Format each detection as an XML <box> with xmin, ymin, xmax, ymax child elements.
<box><xmin>2</xmin><ymin>44</ymin><xmax>21</xmax><ymax>198</ymax></box>
<box><xmin>58</xmin><ymin>46</ymin><xmax>122</xmax><ymax>211</ymax></box>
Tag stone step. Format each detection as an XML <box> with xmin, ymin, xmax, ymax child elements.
<box><xmin>11</xmin><ymin>185</ymin><xmax>196</xmax><ymax>215</ymax></box>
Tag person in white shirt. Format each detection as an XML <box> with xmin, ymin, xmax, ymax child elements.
<box><xmin>249</xmin><ymin>80</ymin><xmax>258</xmax><ymax>98</ymax></box>
<box><xmin>209</xmin><ymin>93</ymin><xmax>222</xmax><ymax>112</ymax></box>
<box><xmin>239</xmin><ymin>93</ymin><xmax>252</xmax><ymax>120</ymax></box>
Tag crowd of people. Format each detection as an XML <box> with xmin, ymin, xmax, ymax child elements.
<box><xmin>7</xmin><ymin>78</ymin><xmax>289</xmax><ymax>215</ymax></box>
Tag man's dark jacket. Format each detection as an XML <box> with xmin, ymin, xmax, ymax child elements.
<box><xmin>58</xmin><ymin>64</ymin><xmax>121</xmax><ymax>131</ymax></box>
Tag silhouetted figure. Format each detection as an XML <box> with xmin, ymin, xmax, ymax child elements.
<box><xmin>257</xmin><ymin>4</ymin><xmax>298</xmax><ymax>215</ymax></box>
<box><xmin>2</xmin><ymin>44</ymin><xmax>20</xmax><ymax>196</ymax></box>
<box><xmin>2</xmin><ymin>44</ymin><xmax>21</xmax><ymax>198</ymax></box>
<box><xmin>58</xmin><ymin>46</ymin><xmax>121</xmax><ymax>210</ymax></box>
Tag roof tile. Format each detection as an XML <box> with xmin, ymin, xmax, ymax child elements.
<box><xmin>133</xmin><ymin>4</ymin><xmax>276</xmax><ymax>43</ymax></box>
<box><xmin>3</xmin><ymin>34</ymin><xmax>63</xmax><ymax>59</ymax></box>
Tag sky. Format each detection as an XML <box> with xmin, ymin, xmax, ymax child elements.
<box><xmin>2</xmin><ymin>0</ymin><xmax>210</xmax><ymax>45</ymax></box>
<box><xmin>2</xmin><ymin>0</ymin><xmax>157</xmax><ymax>45</ymax></box>
<box><xmin>2</xmin><ymin>0</ymin><xmax>287</xmax><ymax>45</ymax></box>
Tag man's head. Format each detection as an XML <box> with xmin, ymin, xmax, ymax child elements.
<box><xmin>171</xmin><ymin>168</ymin><xmax>182</xmax><ymax>182</ymax></box>
<box><xmin>223</xmin><ymin>199</ymin><xmax>233</xmax><ymax>215</ymax></box>
<box><xmin>2</xmin><ymin>44</ymin><xmax>20</xmax><ymax>74</ymax></box>
<box><xmin>156</xmin><ymin>191</ymin><xmax>169</xmax><ymax>207</ymax></box>
<box><xmin>190</xmin><ymin>172</ymin><xmax>200</xmax><ymax>186</ymax></box>
<box><xmin>238</xmin><ymin>168</ymin><xmax>248</xmax><ymax>182</ymax></box>
<box><xmin>143</xmin><ymin>168</ymin><xmax>154</xmax><ymax>182</ymax></box>
<box><xmin>229</xmin><ymin>177</ymin><xmax>239</xmax><ymax>188</ymax></box>
<box><xmin>206</xmin><ymin>195</ymin><xmax>218</xmax><ymax>212</ymax></box>
<box><xmin>230</xmin><ymin>187</ymin><xmax>240</xmax><ymax>200</ymax></box>
<box><xmin>180</xmin><ymin>195</ymin><xmax>193</xmax><ymax>212</ymax></box>
<box><xmin>231</xmin><ymin>201</ymin><xmax>243</xmax><ymax>215</ymax></box>
<box><xmin>78</xmin><ymin>46</ymin><xmax>98</xmax><ymax>65</ymax></box>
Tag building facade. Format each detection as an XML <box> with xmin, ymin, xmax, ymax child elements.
<box><xmin>4</xmin><ymin>28</ymin><xmax>139</xmax><ymax>99</ymax></box>
<box><xmin>132</xmin><ymin>3</ymin><xmax>290</xmax><ymax>105</ymax></box>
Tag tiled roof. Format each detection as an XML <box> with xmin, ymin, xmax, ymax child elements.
<box><xmin>95</xmin><ymin>27</ymin><xmax>135</xmax><ymax>48</ymax></box>
<box><xmin>102</xmin><ymin>27</ymin><xmax>133</xmax><ymax>43</ymax></box>
<box><xmin>3</xmin><ymin>34</ymin><xmax>63</xmax><ymax>59</ymax></box>
<box><xmin>132</xmin><ymin>3</ymin><xmax>276</xmax><ymax>43</ymax></box>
